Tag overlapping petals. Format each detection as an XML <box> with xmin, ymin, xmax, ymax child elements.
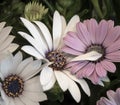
<box><xmin>97</xmin><ymin>88</ymin><xmax>120</xmax><ymax>105</ymax></box>
<box><xmin>18</xmin><ymin>11</ymin><xmax>90</xmax><ymax>102</ymax></box>
<box><xmin>0</xmin><ymin>22</ymin><xmax>18</xmax><ymax>60</ymax></box>
<box><xmin>63</xmin><ymin>19</ymin><xmax>120</xmax><ymax>84</ymax></box>
<box><xmin>0</xmin><ymin>52</ymin><xmax>47</xmax><ymax>105</ymax></box>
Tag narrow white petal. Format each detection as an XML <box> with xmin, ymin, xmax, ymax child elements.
<box><xmin>53</xmin><ymin>11</ymin><xmax>62</xmax><ymax>49</ymax></box>
<box><xmin>0</xmin><ymin>53</ymin><xmax>14</xmax><ymax>77</ymax></box>
<box><xmin>19</xmin><ymin>31</ymin><xmax>46</xmax><ymax>56</ymax></box>
<box><xmin>0</xmin><ymin>36</ymin><xmax>15</xmax><ymax>51</ymax></box>
<box><xmin>61</xmin><ymin>16</ymin><xmax>67</xmax><ymax>35</ymax></box>
<box><xmin>98</xmin><ymin>80</ymin><xmax>104</xmax><ymax>86</ymax></box>
<box><xmin>43</xmin><ymin>74</ymin><xmax>56</xmax><ymax>91</ymax></box>
<box><xmin>20</xmin><ymin>17</ymin><xmax>48</xmax><ymax>52</ymax></box>
<box><xmin>6</xmin><ymin>43</ymin><xmax>19</xmax><ymax>53</ymax></box>
<box><xmin>64</xmin><ymin>15</ymin><xmax>80</xmax><ymax>35</ymax></box>
<box><xmin>70</xmin><ymin>51</ymin><xmax>102</xmax><ymax>62</ymax></box>
<box><xmin>77</xmin><ymin>79</ymin><xmax>90</xmax><ymax>96</ymax></box>
<box><xmin>0</xmin><ymin>72</ymin><xmax>4</xmax><ymax>80</ymax></box>
<box><xmin>23</xmin><ymin>91</ymin><xmax>47</xmax><ymax>102</ymax></box>
<box><xmin>58</xmin><ymin>16</ymin><xmax>67</xmax><ymax>48</ymax></box>
<box><xmin>14</xmin><ymin>98</ymin><xmax>24</xmax><ymax>105</ymax></box>
<box><xmin>25</xmin><ymin>76</ymin><xmax>43</xmax><ymax>92</ymax></box>
<box><xmin>34</xmin><ymin>21</ymin><xmax>53</xmax><ymax>50</ymax></box>
<box><xmin>0</xmin><ymin>22</ymin><xmax>6</xmax><ymax>32</ymax></box>
<box><xmin>0</xmin><ymin>26</ymin><xmax>12</xmax><ymax>45</ymax></box>
<box><xmin>63</xmin><ymin>70</ymin><xmax>90</xmax><ymax>96</ymax></box>
<box><xmin>9</xmin><ymin>98</ymin><xmax>15</xmax><ymax>105</ymax></box>
<box><xmin>20</xmin><ymin>60</ymin><xmax>42</xmax><ymax>80</ymax></box>
<box><xmin>14</xmin><ymin>51</ymin><xmax>23</xmax><ymax>64</ymax></box>
<box><xmin>40</xmin><ymin>67</ymin><xmax>54</xmax><ymax>86</ymax></box>
<box><xmin>21</xmin><ymin>45</ymin><xmax>44</xmax><ymax>59</ymax></box>
<box><xmin>54</xmin><ymin>71</ymin><xmax>69</xmax><ymax>91</ymax></box>
<box><xmin>0</xmin><ymin>87</ymin><xmax>9</xmax><ymax>105</ymax></box>
<box><xmin>20</xmin><ymin>95</ymin><xmax>39</xmax><ymax>105</ymax></box>
<box><xmin>16</xmin><ymin>57</ymin><xmax>33</xmax><ymax>75</ymax></box>
<box><xmin>0</xmin><ymin>97</ymin><xmax>5</xmax><ymax>105</ymax></box>
<box><xmin>11</xmin><ymin>52</ymin><xmax>23</xmax><ymax>73</ymax></box>
<box><xmin>101</xmin><ymin>76</ymin><xmax>110</xmax><ymax>82</ymax></box>
<box><xmin>68</xmin><ymin>79</ymin><xmax>81</xmax><ymax>103</ymax></box>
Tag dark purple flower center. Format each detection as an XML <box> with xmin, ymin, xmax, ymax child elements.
<box><xmin>46</xmin><ymin>50</ymin><xmax>67</xmax><ymax>70</ymax></box>
<box><xmin>2</xmin><ymin>74</ymin><xmax>24</xmax><ymax>98</ymax></box>
<box><xmin>86</xmin><ymin>44</ymin><xmax>105</xmax><ymax>61</ymax></box>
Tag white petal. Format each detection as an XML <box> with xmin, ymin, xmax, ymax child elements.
<box><xmin>13</xmin><ymin>51</ymin><xmax>23</xmax><ymax>64</ymax></box>
<box><xmin>20</xmin><ymin>17</ymin><xmax>48</xmax><ymax>52</ymax></box>
<box><xmin>54</xmin><ymin>71</ymin><xmax>69</xmax><ymax>91</ymax></box>
<box><xmin>43</xmin><ymin>74</ymin><xmax>56</xmax><ymax>91</ymax></box>
<box><xmin>0</xmin><ymin>26</ymin><xmax>12</xmax><ymax>45</ymax></box>
<box><xmin>6</xmin><ymin>43</ymin><xmax>19</xmax><ymax>53</ymax></box>
<box><xmin>98</xmin><ymin>80</ymin><xmax>104</xmax><ymax>86</ymax></box>
<box><xmin>58</xmin><ymin>16</ymin><xmax>67</xmax><ymax>48</ymax></box>
<box><xmin>12</xmin><ymin>52</ymin><xmax>23</xmax><ymax>73</ymax></box>
<box><xmin>25</xmin><ymin>76</ymin><xmax>43</xmax><ymax>92</ymax></box>
<box><xmin>0</xmin><ymin>53</ymin><xmax>14</xmax><ymax>78</ymax></box>
<box><xmin>70</xmin><ymin>51</ymin><xmax>102</xmax><ymax>62</ymax></box>
<box><xmin>16</xmin><ymin>57</ymin><xmax>33</xmax><ymax>75</ymax></box>
<box><xmin>53</xmin><ymin>11</ymin><xmax>62</xmax><ymax>49</ymax></box>
<box><xmin>20</xmin><ymin>95</ymin><xmax>39</xmax><ymax>105</ymax></box>
<box><xmin>21</xmin><ymin>45</ymin><xmax>44</xmax><ymax>59</ymax></box>
<box><xmin>68</xmin><ymin>79</ymin><xmax>81</xmax><ymax>103</ymax></box>
<box><xmin>77</xmin><ymin>79</ymin><xmax>90</xmax><ymax>96</ymax></box>
<box><xmin>0</xmin><ymin>22</ymin><xmax>6</xmax><ymax>32</ymax></box>
<box><xmin>101</xmin><ymin>76</ymin><xmax>110</xmax><ymax>82</ymax></box>
<box><xmin>63</xmin><ymin>70</ymin><xmax>90</xmax><ymax>96</ymax></box>
<box><xmin>0</xmin><ymin>36</ymin><xmax>15</xmax><ymax>51</ymax></box>
<box><xmin>40</xmin><ymin>67</ymin><xmax>54</xmax><ymax>86</ymax></box>
<box><xmin>19</xmin><ymin>31</ymin><xmax>46</xmax><ymax>56</ymax></box>
<box><xmin>23</xmin><ymin>91</ymin><xmax>47</xmax><ymax>102</ymax></box>
<box><xmin>20</xmin><ymin>60</ymin><xmax>42</xmax><ymax>80</ymax></box>
<box><xmin>14</xmin><ymin>98</ymin><xmax>24</xmax><ymax>105</ymax></box>
<box><xmin>34</xmin><ymin>21</ymin><xmax>53</xmax><ymax>51</ymax></box>
<box><xmin>0</xmin><ymin>97</ymin><xmax>5</xmax><ymax>105</ymax></box>
<box><xmin>0</xmin><ymin>87</ymin><xmax>9</xmax><ymax>105</ymax></box>
<box><xmin>9</xmin><ymin>98</ymin><xmax>15</xmax><ymax>105</ymax></box>
<box><xmin>0</xmin><ymin>72</ymin><xmax>4</xmax><ymax>80</ymax></box>
<box><xmin>64</xmin><ymin>15</ymin><xmax>80</xmax><ymax>35</ymax></box>
<box><xmin>61</xmin><ymin>16</ymin><xmax>66</xmax><ymax>35</ymax></box>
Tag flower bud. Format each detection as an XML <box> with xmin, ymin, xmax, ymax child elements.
<box><xmin>24</xmin><ymin>1</ymin><xmax>48</xmax><ymax>21</ymax></box>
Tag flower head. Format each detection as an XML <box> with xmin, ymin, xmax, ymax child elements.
<box><xmin>97</xmin><ymin>88</ymin><xmax>120</xmax><ymax>105</ymax></box>
<box><xmin>18</xmin><ymin>11</ymin><xmax>90</xmax><ymax>102</ymax></box>
<box><xmin>24</xmin><ymin>1</ymin><xmax>48</xmax><ymax>21</ymax></box>
<box><xmin>63</xmin><ymin>19</ymin><xmax>120</xmax><ymax>84</ymax></box>
<box><xmin>0</xmin><ymin>22</ymin><xmax>18</xmax><ymax>60</ymax></box>
<box><xmin>0</xmin><ymin>52</ymin><xmax>47</xmax><ymax>105</ymax></box>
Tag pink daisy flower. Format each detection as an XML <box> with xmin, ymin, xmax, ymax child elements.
<box><xmin>97</xmin><ymin>88</ymin><xmax>120</xmax><ymax>105</ymax></box>
<box><xmin>63</xmin><ymin>19</ymin><xmax>120</xmax><ymax>84</ymax></box>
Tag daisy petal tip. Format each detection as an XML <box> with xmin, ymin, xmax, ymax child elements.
<box><xmin>20</xmin><ymin>17</ymin><xmax>25</xmax><ymax>21</ymax></box>
<box><xmin>54</xmin><ymin>10</ymin><xmax>60</xmax><ymax>15</ymax></box>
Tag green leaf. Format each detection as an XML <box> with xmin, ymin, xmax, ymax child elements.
<box><xmin>46</xmin><ymin>82</ymin><xmax>64</xmax><ymax>102</ymax></box>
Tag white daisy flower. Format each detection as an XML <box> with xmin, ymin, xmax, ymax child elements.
<box><xmin>0</xmin><ymin>22</ymin><xmax>19</xmax><ymax>60</ymax></box>
<box><xmin>0</xmin><ymin>52</ymin><xmax>47</xmax><ymax>105</ymax></box>
<box><xmin>18</xmin><ymin>11</ymin><xmax>90</xmax><ymax>103</ymax></box>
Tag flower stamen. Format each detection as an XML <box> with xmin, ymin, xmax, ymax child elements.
<box><xmin>46</xmin><ymin>50</ymin><xmax>66</xmax><ymax>70</ymax></box>
<box><xmin>2</xmin><ymin>74</ymin><xmax>24</xmax><ymax>98</ymax></box>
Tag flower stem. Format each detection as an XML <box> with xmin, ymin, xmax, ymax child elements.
<box><xmin>90</xmin><ymin>0</ymin><xmax>104</xmax><ymax>18</ymax></box>
<box><xmin>42</xmin><ymin>0</ymin><xmax>54</xmax><ymax>12</ymax></box>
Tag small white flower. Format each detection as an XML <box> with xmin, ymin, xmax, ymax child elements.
<box><xmin>0</xmin><ymin>22</ymin><xmax>18</xmax><ymax>60</ymax></box>
<box><xmin>18</xmin><ymin>11</ymin><xmax>90</xmax><ymax>103</ymax></box>
<box><xmin>0</xmin><ymin>52</ymin><xmax>47</xmax><ymax>105</ymax></box>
